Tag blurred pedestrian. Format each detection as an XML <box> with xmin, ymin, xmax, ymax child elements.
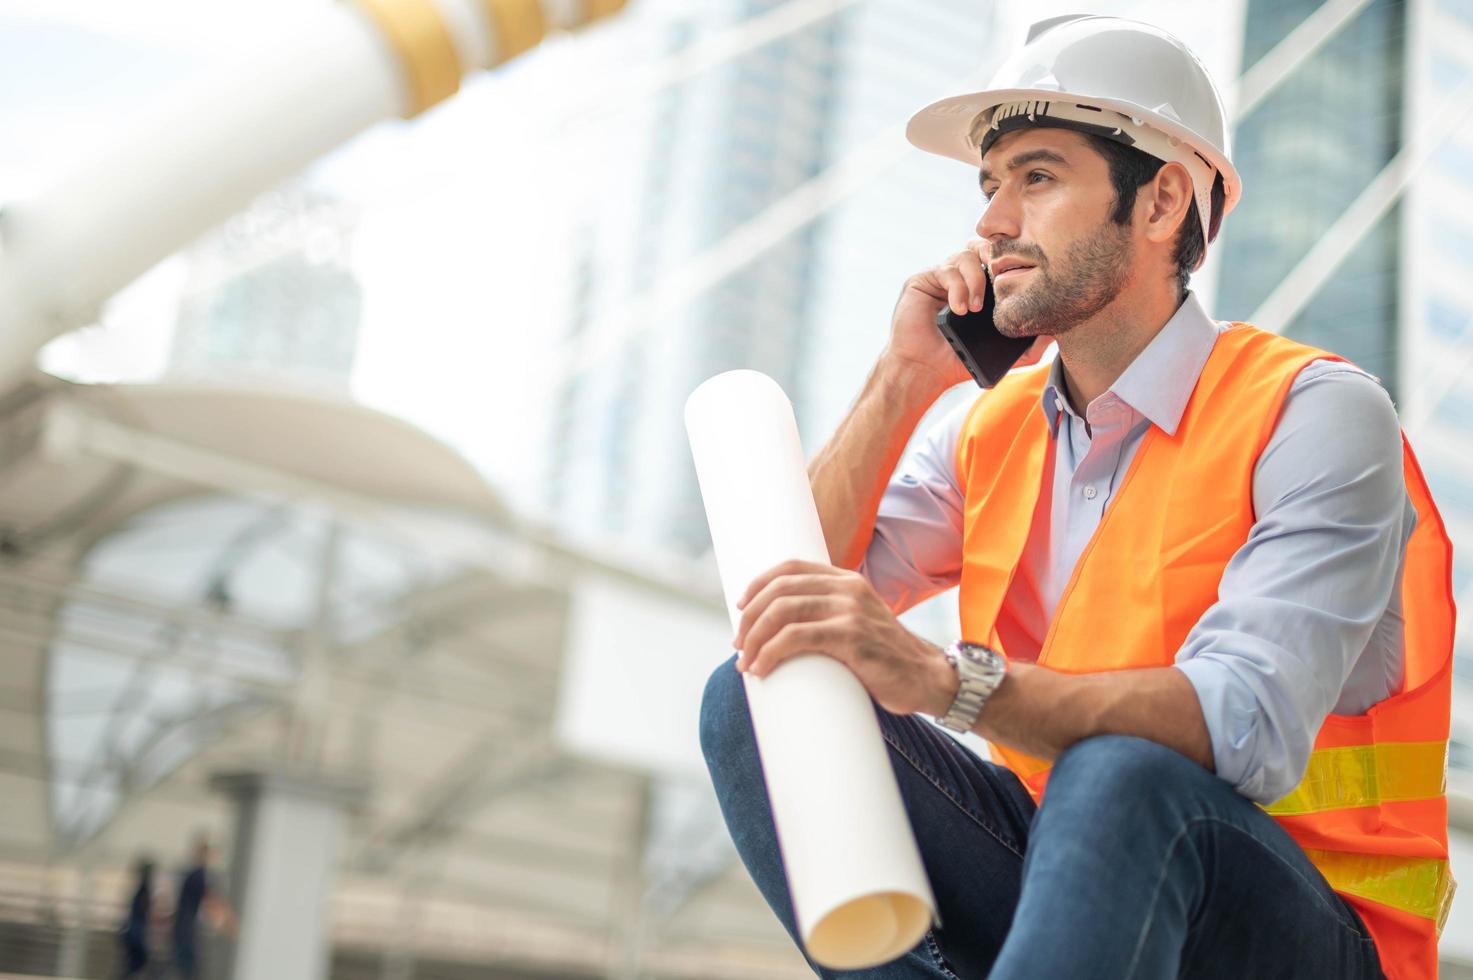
<box><xmin>171</xmin><ymin>836</ymin><xmax>237</xmax><ymax>980</ymax></box>
<box><xmin>115</xmin><ymin>855</ymin><xmax>155</xmax><ymax>978</ymax></box>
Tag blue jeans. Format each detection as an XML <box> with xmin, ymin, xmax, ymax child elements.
<box><xmin>699</xmin><ymin>655</ymin><xmax>1384</xmax><ymax>979</ymax></box>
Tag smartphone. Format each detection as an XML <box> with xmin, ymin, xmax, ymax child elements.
<box><xmin>934</xmin><ymin>281</ymin><xmax>1035</xmax><ymax>388</ymax></box>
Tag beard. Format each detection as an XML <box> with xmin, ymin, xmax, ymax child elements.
<box><xmin>990</xmin><ymin>218</ymin><xmax>1134</xmax><ymax>339</ymax></box>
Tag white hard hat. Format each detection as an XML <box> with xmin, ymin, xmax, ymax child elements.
<box><xmin>906</xmin><ymin>15</ymin><xmax>1241</xmax><ymax>264</ymax></box>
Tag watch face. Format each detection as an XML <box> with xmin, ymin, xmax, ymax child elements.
<box><xmin>956</xmin><ymin>643</ymin><xmax>999</xmax><ymax>663</ymax></box>
<box><xmin>951</xmin><ymin>643</ymin><xmax>1006</xmax><ymax>685</ymax></box>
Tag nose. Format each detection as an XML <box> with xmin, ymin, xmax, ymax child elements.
<box><xmin>976</xmin><ymin>184</ymin><xmax>1021</xmax><ymax>244</ymax></box>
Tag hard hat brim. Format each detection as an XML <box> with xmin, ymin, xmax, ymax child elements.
<box><xmin>905</xmin><ymin>87</ymin><xmax>1242</xmax><ymax>220</ymax></box>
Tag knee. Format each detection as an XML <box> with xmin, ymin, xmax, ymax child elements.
<box><xmin>699</xmin><ymin>653</ymin><xmax>754</xmax><ymax>773</ymax></box>
<box><xmin>1050</xmin><ymin>735</ymin><xmax>1196</xmax><ymax>805</ymax></box>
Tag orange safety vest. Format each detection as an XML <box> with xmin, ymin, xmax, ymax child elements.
<box><xmin>953</xmin><ymin>324</ymin><xmax>1456</xmax><ymax>980</ymax></box>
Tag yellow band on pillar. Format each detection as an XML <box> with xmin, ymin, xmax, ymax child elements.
<box><xmin>579</xmin><ymin>0</ymin><xmax>630</xmax><ymax>25</ymax></box>
<box><xmin>353</xmin><ymin>0</ymin><xmax>463</xmax><ymax>117</ymax></box>
<box><xmin>481</xmin><ymin>0</ymin><xmax>546</xmax><ymax>63</ymax></box>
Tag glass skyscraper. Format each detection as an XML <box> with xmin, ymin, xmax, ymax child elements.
<box><xmin>169</xmin><ymin>185</ymin><xmax>363</xmax><ymax>387</ymax></box>
<box><xmin>542</xmin><ymin>0</ymin><xmax>846</xmax><ymax>555</ymax></box>
<box><xmin>1216</xmin><ymin>0</ymin><xmax>1406</xmax><ymax>393</ymax></box>
<box><xmin>541</xmin><ymin>0</ymin><xmax>1002</xmax><ymax>560</ymax></box>
<box><xmin>1401</xmin><ymin>0</ymin><xmax>1473</xmax><ymax>767</ymax></box>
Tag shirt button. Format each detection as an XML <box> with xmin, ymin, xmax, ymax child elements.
<box><xmin>1083</xmin><ymin>485</ymin><xmax>1098</xmax><ymax>500</ymax></box>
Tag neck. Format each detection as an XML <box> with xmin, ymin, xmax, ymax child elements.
<box><xmin>1054</xmin><ymin>284</ymin><xmax>1184</xmax><ymax>412</ymax></box>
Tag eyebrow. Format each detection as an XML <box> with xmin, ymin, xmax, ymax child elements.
<box><xmin>979</xmin><ymin>148</ymin><xmax>1070</xmax><ymax>189</ymax></box>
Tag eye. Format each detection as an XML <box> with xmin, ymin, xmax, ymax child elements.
<box><xmin>1027</xmin><ymin>170</ymin><xmax>1051</xmax><ymax>185</ymax></box>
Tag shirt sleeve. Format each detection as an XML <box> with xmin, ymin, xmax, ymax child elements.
<box><xmin>1174</xmin><ymin>361</ymin><xmax>1415</xmax><ymax>804</ymax></box>
<box><xmin>857</xmin><ymin>394</ymin><xmax>978</xmax><ymax>615</ymax></box>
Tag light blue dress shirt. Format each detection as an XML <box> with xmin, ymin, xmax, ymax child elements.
<box><xmin>859</xmin><ymin>292</ymin><xmax>1415</xmax><ymax>804</ymax></box>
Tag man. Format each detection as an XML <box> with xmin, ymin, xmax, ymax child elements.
<box><xmin>171</xmin><ymin>837</ymin><xmax>237</xmax><ymax>980</ymax></box>
<box><xmin>699</xmin><ymin>15</ymin><xmax>1452</xmax><ymax>980</ymax></box>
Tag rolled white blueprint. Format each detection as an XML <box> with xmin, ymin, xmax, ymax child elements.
<box><xmin>684</xmin><ymin>370</ymin><xmax>937</xmax><ymax>970</ymax></box>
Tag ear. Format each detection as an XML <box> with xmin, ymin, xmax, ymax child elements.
<box><xmin>1140</xmin><ymin>161</ymin><xmax>1194</xmax><ymax>247</ymax></box>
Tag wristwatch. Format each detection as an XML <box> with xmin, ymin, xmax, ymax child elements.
<box><xmin>937</xmin><ymin>641</ymin><xmax>1008</xmax><ymax>733</ymax></box>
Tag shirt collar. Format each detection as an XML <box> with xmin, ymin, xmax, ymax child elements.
<box><xmin>1039</xmin><ymin>291</ymin><xmax>1219</xmax><ymax>438</ymax></box>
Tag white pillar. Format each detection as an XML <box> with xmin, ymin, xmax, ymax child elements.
<box><xmin>55</xmin><ymin>864</ymin><xmax>93</xmax><ymax>979</ymax></box>
<box><xmin>212</xmin><ymin>770</ymin><xmax>367</xmax><ymax>980</ymax></box>
<box><xmin>0</xmin><ymin>0</ymin><xmax>630</xmax><ymax>396</ymax></box>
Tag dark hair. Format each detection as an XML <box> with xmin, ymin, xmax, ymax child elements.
<box><xmin>1079</xmin><ymin>132</ymin><xmax>1226</xmax><ymax>297</ymax></box>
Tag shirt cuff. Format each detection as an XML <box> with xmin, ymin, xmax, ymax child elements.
<box><xmin>1173</xmin><ymin>657</ymin><xmax>1279</xmax><ymax>804</ymax></box>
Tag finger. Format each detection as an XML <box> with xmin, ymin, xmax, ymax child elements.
<box><xmin>735</xmin><ymin>571</ymin><xmax>852</xmax><ymax>646</ymax></box>
<box><xmin>748</xmin><ymin>621</ymin><xmax>835</xmax><ymax>678</ymax></box>
<box><xmin>952</xmin><ymin>249</ymin><xmax>988</xmax><ymax>312</ymax></box>
<box><xmin>905</xmin><ymin>271</ymin><xmax>948</xmax><ymax>305</ymax></box>
<box><xmin>935</xmin><ymin>264</ymin><xmax>970</xmax><ymax>316</ymax></box>
<box><xmin>738</xmin><ymin>595</ymin><xmax>842</xmax><ymax>670</ymax></box>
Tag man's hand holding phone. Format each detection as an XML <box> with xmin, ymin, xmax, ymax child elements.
<box><xmin>885</xmin><ymin>239</ymin><xmax>1052</xmax><ymax>390</ymax></box>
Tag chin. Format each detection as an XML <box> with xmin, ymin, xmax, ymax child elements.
<box><xmin>992</xmin><ymin>302</ymin><xmax>1036</xmax><ymax>339</ymax></box>
<box><xmin>998</xmin><ymin>324</ymin><xmax>1047</xmax><ymax>340</ymax></box>
<box><xmin>994</xmin><ymin>321</ymin><xmax>1042</xmax><ymax>340</ymax></box>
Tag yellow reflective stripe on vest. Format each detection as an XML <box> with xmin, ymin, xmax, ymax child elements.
<box><xmin>1303</xmin><ymin>849</ymin><xmax>1457</xmax><ymax>931</ymax></box>
<box><xmin>1264</xmin><ymin>741</ymin><xmax>1447</xmax><ymax>816</ymax></box>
